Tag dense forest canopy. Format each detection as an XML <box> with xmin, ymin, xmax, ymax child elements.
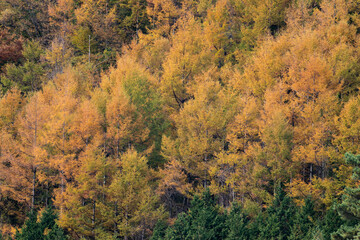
<box><xmin>2</xmin><ymin>0</ymin><xmax>360</xmax><ymax>239</ymax></box>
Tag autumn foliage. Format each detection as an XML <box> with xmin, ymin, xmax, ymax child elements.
<box><xmin>2</xmin><ymin>0</ymin><xmax>360</xmax><ymax>239</ymax></box>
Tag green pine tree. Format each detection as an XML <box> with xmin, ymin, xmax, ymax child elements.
<box><xmin>151</xmin><ymin>220</ymin><xmax>169</xmax><ymax>240</ymax></box>
<box><xmin>15</xmin><ymin>211</ymin><xmax>42</xmax><ymax>240</ymax></box>
<box><xmin>15</xmin><ymin>208</ymin><xmax>66</xmax><ymax>240</ymax></box>
<box><xmin>44</xmin><ymin>224</ymin><xmax>66</xmax><ymax>240</ymax></box>
<box><xmin>248</xmin><ymin>213</ymin><xmax>265</xmax><ymax>240</ymax></box>
<box><xmin>165</xmin><ymin>213</ymin><xmax>190</xmax><ymax>240</ymax></box>
<box><xmin>225</xmin><ymin>202</ymin><xmax>251</xmax><ymax>240</ymax></box>
<box><xmin>289</xmin><ymin>197</ymin><xmax>316</xmax><ymax>240</ymax></box>
<box><xmin>39</xmin><ymin>208</ymin><xmax>66</xmax><ymax>240</ymax></box>
<box><xmin>165</xmin><ymin>189</ymin><xmax>227</xmax><ymax>240</ymax></box>
<box><xmin>259</xmin><ymin>184</ymin><xmax>296</xmax><ymax>240</ymax></box>
<box><xmin>320</xmin><ymin>206</ymin><xmax>344</xmax><ymax>240</ymax></box>
<box><xmin>332</xmin><ymin>152</ymin><xmax>360</xmax><ymax>239</ymax></box>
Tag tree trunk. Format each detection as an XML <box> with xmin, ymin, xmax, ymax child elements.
<box><xmin>88</xmin><ymin>35</ymin><xmax>91</xmax><ymax>63</ymax></box>
<box><xmin>31</xmin><ymin>167</ymin><xmax>36</xmax><ymax>211</ymax></box>
<box><xmin>92</xmin><ymin>200</ymin><xmax>96</xmax><ymax>239</ymax></box>
<box><xmin>114</xmin><ymin>202</ymin><xmax>118</xmax><ymax>236</ymax></box>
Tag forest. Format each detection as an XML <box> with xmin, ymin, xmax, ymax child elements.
<box><xmin>1</xmin><ymin>0</ymin><xmax>360</xmax><ymax>239</ymax></box>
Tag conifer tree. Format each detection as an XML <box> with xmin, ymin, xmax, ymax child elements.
<box><xmin>108</xmin><ymin>149</ymin><xmax>165</xmax><ymax>239</ymax></box>
<box><xmin>259</xmin><ymin>184</ymin><xmax>296</xmax><ymax>240</ymax></box>
<box><xmin>332</xmin><ymin>152</ymin><xmax>360</xmax><ymax>239</ymax></box>
<box><xmin>165</xmin><ymin>189</ymin><xmax>227</xmax><ymax>240</ymax></box>
<box><xmin>225</xmin><ymin>202</ymin><xmax>251</xmax><ymax>240</ymax></box>
<box><xmin>15</xmin><ymin>211</ymin><xmax>41</xmax><ymax>240</ymax></box>
<box><xmin>15</xmin><ymin>208</ymin><xmax>66</xmax><ymax>240</ymax></box>
<box><xmin>150</xmin><ymin>220</ymin><xmax>168</xmax><ymax>240</ymax></box>
<box><xmin>289</xmin><ymin>198</ymin><xmax>316</xmax><ymax>240</ymax></box>
<box><xmin>320</xmin><ymin>206</ymin><xmax>344</xmax><ymax>240</ymax></box>
<box><xmin>56</xmin><ymin>147</ymin><xmax>114</xmax><ymax>239</ymax></box>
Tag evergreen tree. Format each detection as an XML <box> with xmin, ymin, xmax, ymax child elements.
<box><xmin>39</xmin><ymin>208</ymin><xmax>66</xmax><ymax>240</ymax></box>
<box><xmin>259</xmin><ymin>184</ymin><xmax>296</xmax><ymax>240</ymax></box>
<box><xmin>15</xmin><ymin>211</ymin><xmax>43</xmax><ymax>240</ymax></box>
<box><xmin>289</xmin><ymin>197</ymin><xmax>316</xmax><ymax>240</ymax></box>
<box><xmin>15</xmin><ymin>208</ymin><xmax>66</xmax><ymax>240</ymax></box>
<box><xmin>188</xmin><ymin>190</ymin><xmax>227</xmax><ymax>240</ymax></box>
<box><xmin>225</xmin><ymin>202</ymin><xmax>251</xmax><ymax>240</ymax></box>
<box><xmin>165</xmin><ymin>189</ymin><xmax>227</xmax><ymax>240</ymax></box>
<box><xmin>332</xmin><ymin>152</ymin><xmax>360</xmax><ymax>239</ymax></box>
<box><xmin>320</xmin><ymin>206</ymin><xmax>344</xmax><ymax>240</ymax></box>
<box><xmin>150</xmin><ymin>220</ymin><xmax>168</xmax><ymax>240</ymax></box>
<box><xmin>248</xmin><ymin>213</ymin><xmax>265</xmax><ymax>240</ymax></box>
<box><xmin>164</xmin><ymin>213</ymin><xmax>190</xmax><ymax>240</ymax></box>
<box><xmin>45</xmin><ymin>224</ymin><xmax>66</xmax><ymax>240</ymax></box>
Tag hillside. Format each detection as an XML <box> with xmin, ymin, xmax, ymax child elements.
<box><xmin>1</xmin><ymin>0</ymin><xmax>360</xmax><ymax>239</ymax></box>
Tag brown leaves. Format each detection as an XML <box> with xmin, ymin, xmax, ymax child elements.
<box><xmin>0</xmin><ymin>29</ymin><xmax>23</xmax><ymax>68</ymax></box>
